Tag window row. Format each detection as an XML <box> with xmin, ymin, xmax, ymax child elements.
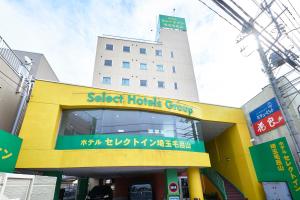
<box><xmin>102</xmin><ymin>77</ymin><xmax>178</xmax><ymax>89</ymax></box>
<box><xmin>104</xmin><ymin>60</ymin><xmax>176</xmax><ymax>73</ymax></box>
<box><xmin>59</xmin><ymin>109</ymin><xmax>203</xmax><ymax>141</ymax></box>
<box><xmin>105</xmin><ymin>43</ymin><xmax>174</xmax><ymax>58</ymax></box>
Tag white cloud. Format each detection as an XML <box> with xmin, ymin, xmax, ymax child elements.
<box><xmin>2</xmin><ymin>0</ymin><xmax>299</xmax><ymax>107</ymax></box>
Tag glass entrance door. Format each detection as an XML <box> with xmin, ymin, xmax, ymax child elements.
<box><xmin>178</xmin><ymin>176</ymin><xmax>189</xmax><ymax>200</ymax></box>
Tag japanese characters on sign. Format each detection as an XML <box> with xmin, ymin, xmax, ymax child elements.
<box><xmin>249</xmin><ymin>137</ymin><xmax>300</xmax><ymax>199</ymax></box>
<box><xmin>159</xmin><ymin>15</ymin><xmax>187</xmax><ymax>31</ymax></box>
<box><xmin>0</xmin><ymin>130</ymin><xmax>22</xmax><ymax>173</ymax></box>
<box><xmin>55</xmin><ymin>134</ymin><xmax>205</xmax><ymax>153</ymax></box>
<box><xmin>249</xmin><ymin>98</ymin><xmax>285</xmax><ymax>135</ymax></box>
<box><xmin>275</xmin><ymin>141</ymin><xmax>300</xmax><ymax>192</ymax></box>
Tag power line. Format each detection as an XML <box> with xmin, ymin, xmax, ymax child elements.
<box><xmin>197</xmin><ymin>0</ymin><xmax>241</xmax><ymax>31</ymax></box>
<box><xmin>211</xmin><ymin>1</ymin><xmax>288</xmax><ymax>56</ymax></box>
<box><xmin>286</xmin><ymin>0</ymin><xmax>300</xmax><ymax>21</ymax></box>
<box><xmin>276</xmin><ymin>0</ymin><xmax>300</xmax><ymax>35</ymax></box>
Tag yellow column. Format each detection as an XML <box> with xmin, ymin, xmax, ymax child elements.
<box><xmin>187</xmin><ymin>167</ymin><xmax>204</xmax><ymax>200</ymax></box>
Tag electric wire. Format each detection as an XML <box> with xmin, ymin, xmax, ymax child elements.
<box><xmin>212</xmin><ymin>0</ymin><xmax>289</xmax><ymax>53</ymax></box>
<box><xmin>272</xmin><ymin>1</ymin><xmax>300</xmax><ymax>50</ymax></box>
<box><xmin>276</xmin><ymin>0</ymin><xmax>300</xmax><ymax>39</ymax></box>
<box><xmin>197</xmin><ymin>0</ymin><xmax>241</xmax><ymax>31</ymax></box>
<box><xmin>280</xmin><ymin>0</ymin><xmax>300</xmax><ymax>31</ymax></box>
<box><xmin>247</xmin><ymin>0</ymin><xmax>300</xmax><ymax>67</ymax></box>
<box><xmin>287</xmin><ymin>0</ymin><xmax>300</xmax><ymax>22</ymax></box>
<box><xmin>220</xmin><ymin>0</ymin><xmax>300</xmax><ymax>70</ymax></box>
<box><xmin>250</xmin><ymin>0</ymin><xmax>261</xmax><ymax>8</ymax></box>
<box><xmin>199</xmin><ymin>0</ymin><xmax>291</xmax><ymax>63</ymax></box>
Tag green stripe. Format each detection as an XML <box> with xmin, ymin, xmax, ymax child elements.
<box><xmin>55</xmin><ymin>134</ymin><xmax>205</xmax><ymax>152</ymax></box>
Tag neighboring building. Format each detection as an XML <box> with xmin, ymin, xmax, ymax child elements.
<box><xmin>0</xmin><ymin>37</ymin><xmax>60</xmax><ymax>200</ymax></box>
<box><xmin>14</xmin><ymin>50</ymin><xmax>59</xmax><ymax>82</ymax></box>
<box><xmin>243</xmin><ymin>82</ymin><xmax>300</xmax><ymax>162</ymax></box>
<box><xmin>243</xmin><ymin>80</ymin><xmax>300</xmax><ymax>199</ymax></box>
<box><xmin>0</xmin><ymin>36</ymin><xmax>58</xmax><ymax>133</ymax></box>
<box><xmin>92</xmin><ymin>15</ymin><xmax>199</xmax><ymax>102</ymax></box>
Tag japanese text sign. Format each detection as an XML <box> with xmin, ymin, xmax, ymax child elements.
<box><xmin>159</xmin><ymin>15</ymin><xmax>187</xmax><ymax>31</ymax></box>
<box><xmin>0</xmin><ymin>130</ymin><xmax>22</xmax><ymax>172</ymax></box>
<box><xmin>249</xmin><ymin>137</ymin><xmax>300</xmax><ymax>199</ymax></box>
<box><xmin>249</xmin><ymin>98</ymin><xmax>285</xmax><ymax>135</ymax></box>
<box><xmin>56</xmin><ymin>134</ymin><xmax>205</xmax><ymax>153</ymax></box>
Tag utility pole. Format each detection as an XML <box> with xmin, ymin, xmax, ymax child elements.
<box><xmin>255</xmin><ymin>31</ymin><xmax>300</xmax><ymax>163</ymax></box>
<box><xmin>203</xmin><ymin>0</ymin><xmax>300</xmax><ymax>164</ymax></box>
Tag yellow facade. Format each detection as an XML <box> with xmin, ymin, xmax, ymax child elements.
<box><xmin>16</xmin><ymin>80</ymin><xmax>264</xmax><ymax>199</ymax></box>
<box><xmin>206</xmin><ymin>125</ymin><xmax>265</xmax><ymax>200</ymax></box>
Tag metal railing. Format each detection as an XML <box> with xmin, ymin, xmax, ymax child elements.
<box><xmin>202</xmin><ymin>168</ymin><xmax>227</xmax><ymax>200</ymax></box>
<box><xmin>0</xmin><ymin>35</ymin><xmax>29</xmax><ymax>77</ymax></box>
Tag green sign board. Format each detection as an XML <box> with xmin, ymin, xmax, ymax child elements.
<box><xmin>159</xmin><ymin>15</ymin><xmax>186</xmax><ymax>31</ymax></box>
<box><xmin>166</xmin><ymin>169</ymin><xmax>180</xmax><ymax>199</ymax></box>
<box><xmin>56</xmin><ymin>134</ymin><xmax>205</xmax><ymax>152</ymax></box>
<box><xmin>0</xmin><ymin>130</ymin><xmax>22</xmax><ymax>172</ymax></box>
<box><xmin>249</xmin><ymin>137</ymin><xmax>300</xmax><ymax>199</ymax></box>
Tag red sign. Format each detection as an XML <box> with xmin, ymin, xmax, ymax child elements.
<box><xmin>168</xmin><ymin>182</ymin><xmax>178</xmax><ymax>193</ymax></box>
<box><xmin>252</xmin><ymin>110</ymin><xmax>285</xmax><ymax>135</ymax></box>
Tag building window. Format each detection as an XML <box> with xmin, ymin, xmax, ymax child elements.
<box><xmin>102</xmin><ymin>77</ymin><xmax>111</xmax><ymax>85</ymax></box>
<box><xmin>172</xmin><ymin>66</ymin><xmax>176</xmax><ymax>73</ymax></box>
<box><xmin>156</xmin><ymin>64</ymin><xmax>164</xmax><ymax>72</ymax></box>
<box><xmin>122</xmin><ymin>78</ymin><xmax>130</xmax><ymax>86</ymax></box>
<box><xmin>59</xmin><ymin>109</ymin><xmax>203</xmax><ymax>140</ymax></box>
<box><xmin>123</xmin><ymin>46</ymin><xmax>130</xmax><ymax>52</ymax></box>
<box><xmin>155</xmin><ymin>49</ymin><xmax>162</xmax><ymax>56</ymax></box>
<box><xmin>140</xmin><ymin>80</ymin><xmax>147</xmax><ymax>87</ymax></box>
<box><xmin>158</xmin><ymin>81</ymin><xmax>165</xmax><ymax>88</ymax></box>
<box><xmin>174</xmin><ymin>82</ymin><xmax>178</xmax><ymax>90</ymax></box>
<box><xmin>140</xmin><ymin>63</ymin><xmax>147</xmax><ymax>70</ymax></box>
<box><xmin>171</xmin><ymin>51</ymin><xmax>174</xmax><ymax>58</ymax></box>
<box><xmin>140</xmin><ymin>48</ymin><xmax>146</xmax><ymax>54</ymax></box>
<box><xmin>105</xmin><ymin>44</ymin><xmax>113</xmax><ymax>50</ymax></box>
<box><xmin>104</xmin><ymin>60</ymin><xmax>112</xmax><ymax>66</ymax></box>
<box><xmin>122</xmin><ymin>61</ymin><xmax>130</xmax><ymax>69</ymax></box>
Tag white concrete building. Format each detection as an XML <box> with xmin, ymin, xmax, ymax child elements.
<box><xmin>92</xmin><ymin>15</ymin><xmax>199</xmax><ymax>102</ymax></box>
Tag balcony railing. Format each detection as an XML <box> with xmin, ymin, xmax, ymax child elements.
<box><xmin>0</xmin><ymin>36</ymin><xmax>29</xmax><ymax>77</ymax></box>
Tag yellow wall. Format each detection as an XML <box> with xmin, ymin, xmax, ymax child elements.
<box><xmin>17</xmin><ymin>80</ymin><xmax>215</xmax><ymax>168</ymax></box>
<box><xmin>16</xmin><ymin>80</ymin><xmax>264</xmax><ymax>199</ymax></box>
<box><xmin>206</xmin><ymin>124</ymin><xmax>265</xmax><ymax>200</ymax></box>
<box><xmin>202</xmin><ymin>175</ymin><xmax>223</xmax><ymax>200</ymax></box>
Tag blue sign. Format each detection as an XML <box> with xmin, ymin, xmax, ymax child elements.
<box><xmin>249</xmin><ymin>98</ymin><xmax>280</xmax><ymax>124</ymax></box>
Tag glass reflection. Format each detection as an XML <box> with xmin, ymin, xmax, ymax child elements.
<box><xmin>59</xmin><ymin>109</ymin><xmax>203</xmax><ymax>140</ymax></box>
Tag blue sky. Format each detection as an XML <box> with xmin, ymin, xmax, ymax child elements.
<box><xmin>3</xmin><ymin>0</ymin><xmax>293</xmax><ymax>107</ymax></box>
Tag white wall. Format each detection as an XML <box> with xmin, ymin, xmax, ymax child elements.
<box><xmin>92</xmin><ymin>28</ymin><xmax>199</xmax><ymax>102</ymax></box>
